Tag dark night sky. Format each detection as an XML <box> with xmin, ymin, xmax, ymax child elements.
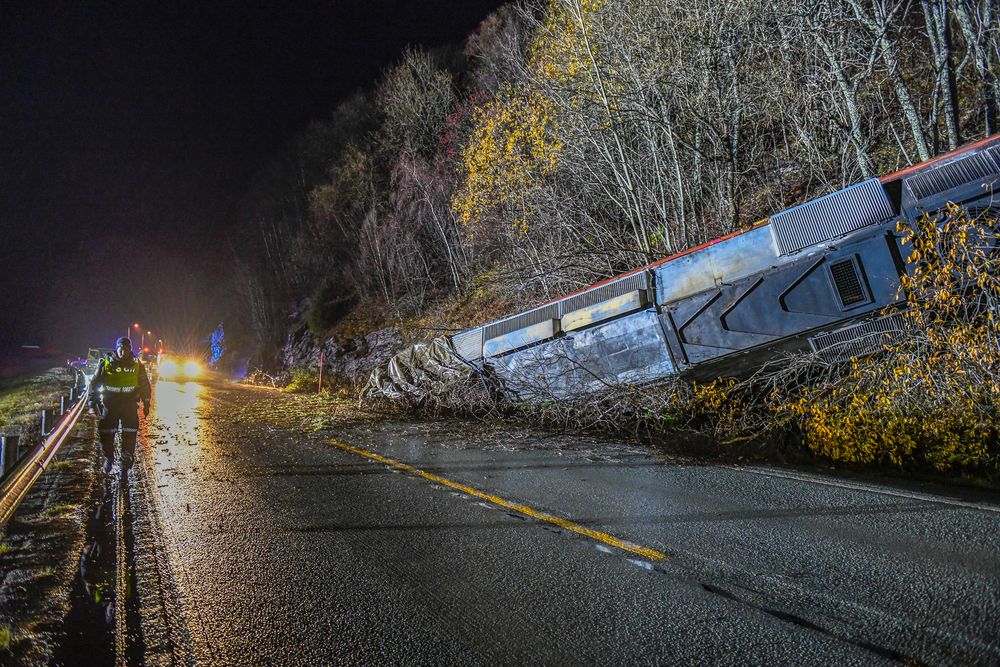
<box><xmin>0</xmin><ymin>0</ymin><xmax>504</xmax><ymax>354</ymax></box>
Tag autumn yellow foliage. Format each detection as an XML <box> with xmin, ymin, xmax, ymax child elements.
<box><xmin>784</xmin><ymin>205</ymin><xmax>999</xmax><ymax>471</ymax></box>
<box><xmin>528</xmin><ymin>0</ymin><xmax>606</xmax><ymax>84</ymax></box>
<box><xmin>452</xmin><ymin>85</ymin><xmax>562</xmax><ymax>234</ymax></box>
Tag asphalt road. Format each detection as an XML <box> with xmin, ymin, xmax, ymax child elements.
<box><xmin>131</xmin><ymin>377</ymin><xmax>1000</xmax><ymax>665</ymax></box>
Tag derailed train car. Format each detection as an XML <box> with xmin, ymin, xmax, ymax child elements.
<box><xmin>446</xmin><ymin>134</ymin><xmax>1000</xmax><ymax>399</ymax></box>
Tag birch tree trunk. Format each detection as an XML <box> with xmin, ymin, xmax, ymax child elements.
<box><xmin>846</xmin><ymin>0</ymin><xmax>932</xmax><ymax>160</ymax></box>
<box><xmin>922</xmin><ymin>0</ymin><xmax>961</xmax><ymax>149</ymax></box>
<box><xmin>953</xmin><ymin>0</ymin><xmax>999</xmax><ymax>134</ymax></box>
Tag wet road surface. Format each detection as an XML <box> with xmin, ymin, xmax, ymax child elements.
<box><xmin>134</xmin><ymin>378</ymin><xmax>1000</xmax><ymax>665</ymax></box>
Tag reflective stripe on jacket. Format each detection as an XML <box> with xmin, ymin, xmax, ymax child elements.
<box><xmin>92</xmin><ymin>354</ymin><xmax>151</xmax><ymax>404</ymax></box>
<box><xmin>103</xmin><ymin>359</ymin><xmax>141</xmax><ymax>389</ymax></box>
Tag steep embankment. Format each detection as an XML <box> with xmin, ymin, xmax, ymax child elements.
<box><xmin>280</xmin><ymin>323</ymin><xmax>403</xmax><ymax>389</ymax></box>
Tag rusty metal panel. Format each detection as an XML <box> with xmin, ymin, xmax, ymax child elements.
<box><xmin>450</xmin><ymin>327</ymin><xmax>484</xmax><ymax>362</ymax></box>
<box><xmin>904</xmin><ymin>145</ymin><xmax>1000</xmax><ymax>203</ymax></box>
<box><xmin>484</xmin><ymin>319</ymin><xmax>561</xmax><ymax>357</ymax></box>
<box><xmin>561</xmin><ymin>290</ymin><xmax>648</xmax><ymax>332</ymax></box>
<box><xmin>770</xmin><ymin>179</ymin><xmax>894</xmax><ymax>256</ymax></box>
<box><xmin>655</xmin><ymin>225</ymin><xmax>780</xmax><ymax>306</ymax></box>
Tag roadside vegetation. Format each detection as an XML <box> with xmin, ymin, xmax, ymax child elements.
<box><xmin>366</xmin><ymin>206</ymin><xmax>1000</xmax><ymax>484</ymax></box>
<box><xmin>0</xmin><ymin>397</ymin><xmax>99</xmax><ymax>666</ymax></box>
<box><xmin>680</xmin><ymin>206</ymin><xmax>999</xmax><ymax>481</ymax></box>
<box><xmin>284</xmin><ymin>367</ymin><xmax>322</xmax><ymax>394</ymax></box>
<box><xmin>229</xmin><ymin>0</ymin><xmax>999</xmax><ymax>480</ymax></box>
<box><xmin>781</xmin><ymin>206</ymin><xmax>999</xmax><ymax>474</ymax></box>
<box><xmin>0</xmin><ymin>368</ymin><xmax>72</xmax><ymax>435</ymax></box>
<box><xmin>232</xmin><ymin>0</ymin><xmax>999</xmax><ymax>357</ymax></box>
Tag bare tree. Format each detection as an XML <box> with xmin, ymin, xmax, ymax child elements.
<box><xmin>376</xmin><ymin>48</ymin><xmax>457</xmax><ymax>159</ymax></box>
<box><xmin>922</xmin><ymin>0</ymin><xmax>962</xmax><ymax>150</ymax></box>
<box><xmin>843</xmin><ymin>0</ymin><xmax>932</xmax><ymax>160</ymax></box>
<box><xmin>953</xmin><ymin>0</ymin><xmax>1000</xmax><ymax>134</ymax></box>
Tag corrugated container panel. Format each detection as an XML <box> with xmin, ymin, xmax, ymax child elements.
<box><xmin>808</xmin><ymin>312</ymin><xmax>909</xmax><ymax>361</ymax></box>
<box><xmin>483</xmin><ymin>302</ymin><xmax>561</xmax><ymax>342</ymax></box>
<box><xmin>559</xmin><ymin>271</ymin><xmax>651</xmax><ymax>316</ymax></box>
<box><xmin>904</xmin><ymin>146</ymin><xmax>1000</xmax><ymax>202</ymax></box>
<box><xmin>450</xmin><ymin>327</ymin><xmax>484</xmax><ymax>362</ymax></box>
<box><xmin>483</xmin><ymin>319</ymin><xmax>560</xmax><ymax>357</ymax></box>
<box><xmin>770</xmin><ymin>179</ymin><xmax>894</xmax><ymax>256</ymax></box>
<box><xmin>561</xmin><ymin>290</ymin><xmax>648</xmax><ymax>332</ymax></box>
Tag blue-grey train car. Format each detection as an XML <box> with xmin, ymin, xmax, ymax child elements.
<box><xmin>449</xmin><ymin>135</ymin><xmax>1000</xmax><ymax>397</ymax></box>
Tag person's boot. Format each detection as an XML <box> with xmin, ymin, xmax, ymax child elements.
<box><xmin>120</xmin><ymin>451</ymin><xmax>134</xmax><ymax>486</ymax></box>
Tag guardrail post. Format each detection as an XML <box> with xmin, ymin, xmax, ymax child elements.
<box><xmin>41</xmin><ymin>409</ymin><xmax>51</xmax><ymax>436</ymax></box>
<box><xmin>59</xmin><ymin>396</ymin><xmax>66</xmax><ymax>415</ymax></box>
<box><xmin>0</xmin><ymin>435</ymin><xmax>19</xmax><ymax>478</ymax></box>
<box><xmin>68</xmin><ymin>387</ymin><xmax>75</xmax><ymax>402</ymax></box>
<box><xmin>1</xmin><ymin>391</ymin><xmax>90</xmax><ymax>525</ymax></box>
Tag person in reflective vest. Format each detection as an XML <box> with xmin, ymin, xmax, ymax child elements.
<box><xmin>90</xmin><ymin>336</ymin><xmax>152</xmax><ymax>472</ymax></box>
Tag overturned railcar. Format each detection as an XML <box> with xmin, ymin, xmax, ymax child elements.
<box><xmin>449</xmin><ymin>135</ymin><xmax>1000</xmax><ymax>398</ymax></box>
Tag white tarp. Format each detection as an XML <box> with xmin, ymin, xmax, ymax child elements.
<box><xmin>365</xmin><ymin>336</ymin><xmax>477</xmax><ymax>401</ymax></box>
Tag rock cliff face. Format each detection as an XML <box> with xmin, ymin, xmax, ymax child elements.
<box><xmin>281</xmin><ymin>325</ymin><xmax>403</xmax><ymax>384</ymax></box>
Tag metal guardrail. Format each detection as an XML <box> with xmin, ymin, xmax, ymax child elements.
<box><xmin>0</xmin><ymin>386</ymin><xmax>90</xmax><ymax>525</ymax></box>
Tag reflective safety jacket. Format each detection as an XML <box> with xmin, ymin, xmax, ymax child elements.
<box><xmin>93</xmin><ymin>353</ymin><xmax>151</xmax><ymax>402</ymax></box>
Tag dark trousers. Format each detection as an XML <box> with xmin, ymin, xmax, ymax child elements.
<box><xmin>98</xmin><ymin>398</ymin><xmax>139</xmax><ymax>468</ymax></box>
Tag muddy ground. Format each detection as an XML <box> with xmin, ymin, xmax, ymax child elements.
<box><xmin>0</xmin><ymin>368</ymin><xmax>94</xmax><ymax>665</ymax></box>
<box><xmin>0</xmin><ymin>418</ymin><xmax>101</xmax><ymax>665</ymax></box>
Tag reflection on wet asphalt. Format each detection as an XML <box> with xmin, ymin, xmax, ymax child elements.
<box><xmin>139</xmin><ymin>379</ymin><xmax>1000</xmax><ymax>665</ymax></box>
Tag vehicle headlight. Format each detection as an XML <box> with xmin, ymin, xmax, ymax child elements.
<box><xmin>183</xmin><ymin>360</ymin><xmax>201</xmax><ymax>377</ymax></box>
<box><xmin>160</xmin><ymin>359</ymin><xmax>178</xmax><ymax>377</ymax></box>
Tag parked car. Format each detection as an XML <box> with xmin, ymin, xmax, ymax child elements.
<box><xmin>157</xmin><ymin>356</ymin><xmax>202</xmax><ymax>382</ymax></box>
<box><xmin>68</xmin><ymin>347</ymin><xmax>113</xmax><ymax>384</ymax></box>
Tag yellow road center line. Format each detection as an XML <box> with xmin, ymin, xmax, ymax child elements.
<box><xmin>328</xmin><ymin>438</ymin><xmax>667</xmax><ymax>561</ymax></box>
